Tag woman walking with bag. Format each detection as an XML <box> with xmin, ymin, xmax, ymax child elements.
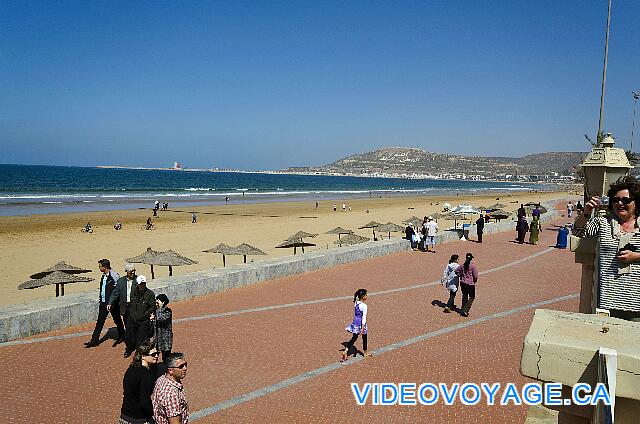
<box><xmin>442</xmin><ymin>255</ymin><xmax>460</xmax><ymax>313</ymax></box>
<box><xmin>341</xmin><ymin>289</ymin><xmax>371</xmax><ymax>362</ymax></box>
<box><xmin>456</xmin><ymin>253</ymin><xmax>479</xmax><ymax>317</ymax></box>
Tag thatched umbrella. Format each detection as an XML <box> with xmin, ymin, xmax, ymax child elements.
<box><xmin>203</xmin><ymin>243</ymin><xmax>236</xmax><ymax>267</ymax></box>
<box><xmin>29</xmin><ymin>261</ymin><xmax>91</xmax><ymax>280</ymax></box>
<box><xmin>18</xmin><ymin>270</ymin><xmax>94</xmax><ymax>297</ymax></box>
<box><xmin>126</xmin><ymin>247</ymin><xmax>162</xmax><ymax>279</ymax></box>
<box><xmin>525</xmin><ymin>205</ymin><xmax>548</xmax><ymax>214</ymax></box>
<box><xmin>325</xmin><ymin>227</ymin><xmax>354</xmax><ymax>241</ymax></box>
<box><xmin>288</xmin><ymin>231</ymin><xmax>318</xmax><ymax>240</ymax></box>
<box><xmin>334</xmin><ymin>233</ymin><xmax>370</xmax><ymax>246</ymax></box>
<box><xmin>233</xmin><ymin>243</ymin><xmax>267</xmax><ymax>263</ymax></box>
<box><xmin>152</xmin><ymin>250</ymin><xmax>198</xmax><ymax>277</ymax></box>
<box><xmin>275</xmin><ymin>238</ymin><xmax>316</xmax><ymax>255</ymax></box>
<box><xmin>489</xmin><ymin>202</ymin><xmax>506</xmax><ymax>210</ymax></box>
<box><xmin>488</xmin><ymin>209</ymin><xmax>510</xmax><ymax>222</ymax></box>
<box><xmin>377</xmin><ymin>222</ymin><xmax>405</xmax><ymax>239</ymax></box>
<box><xmin>403</xmin><ymin>216</ymin><xmax>423</xmax><ymax>227</ymax></box>
<box><xmin>359</xmin><ymin>221</ymin><xmax>382</xmax><ymax>240</ymax></box>
<box><xmin>431</xmin><ymin>212</ymin><xmax>448</xmax><ymax>222</ymax></box>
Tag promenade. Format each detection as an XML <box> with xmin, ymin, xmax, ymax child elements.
<box><xmin>0</xmin><ymin>212</ymin><xmax>580</xmax><ymax>423</ymax></box>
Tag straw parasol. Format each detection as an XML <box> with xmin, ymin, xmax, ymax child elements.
<box><xmin>18</xmin><ymin>270</ymin><xmax>94</xmax><ymax>297</ymax></box>
<box><xmin>525</xmin><ymin>205</ymin><xmax>548</xmax><ymax>214</ymax></box>
<box><xmin>489</xmin><ymin>202</ymin><xmax>506</xmax><ymax>210</ymax></box>
<box><xmin>152</xmin><ymin>250</ymin><xmax>198</xmax><ymax>277</ymax></box>
<box><xmin>377</xmin><ymin>222</ymin><xmax>405</xmax><ymax>239</ymax></box>
<box><xmin>325</xmin><ymin>227</ymin><xmax>354</xmax><ymax>241</ymax></box>
<box><xmin>203</xmin><ymin>243</ymin><xmax>236</xmax><ymax>267</ymax></box>
<box><xmin>488</xmin><ymin>209</ymin><xmax>510</xmax><ymax>221</ymax></box>
<box><xmin>232</xmin><ymin>243</ymin><xmax>267</xmax><ymax>263</ymax></box>
<box><xmin>403</xmin><ymin>216</ymin><xmax>423</xmax><ymax>227</ymax></box>
<box><xmin>359</xmin><ymin>221</ymin><xmax>382</xmax><ymax>240</ymax></box>
<box><xmin>126</xmin><ymin>247</ymin><xmax>162</xmax><ymax>279</ymax></box>
<box><xmin>275</xmin><ymin>237</ymin><xmax>316</xmax><ymax>255</ymax></box>
<box><xmin>29</xmin><ymin>261</ymin><xmax>91</xmax><ymax>280</ymax></box>
<box><xmin>288</xmin><ymin>231</ymin><xmax>318</xmax><ymax>240</ymax></box>
<box><xmin>334</xmin><ymin>233</ymin><xmax>370</xmax><ymax>246</ymax></box>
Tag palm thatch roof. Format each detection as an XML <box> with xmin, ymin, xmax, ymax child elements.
<box><xmin>489</xmin><ymin>209</ymin><xmax>511</xmax><ymax>219</ymax></box>
<box><xmin>358</xmin><ymin>221</ymin><xmax>382</xmax><ymax>229</ymax></box>
<box><xmin>29</xmin><ymin>261</ymin><xmax>91</xmax><ymax>280</ymax></box>
<box><xmin>275</xmin><ymin>239</ymin><xmax>316</xmax><ymax>249</ymax></box>
<box><xmin>403</xmin><ymin>216</ymin><xmax>423</xmax><ymax>227</ymax></box>
<box><xmin>233</xmin><ymin>243</ymin><xmax>266</xmax><ymax>256</ymax></box>
<box><xmin>489</xmin><ymin>202</ymin><xmax>506</xmax><ymax>210</ymax></box>
<box><xmin>377</xmin><ymin>222</ymin><xmax>404</xmax><ymax>233</ymax></box>
<box><xmin>203</xmin><ymin>243</ymin><xmax>236</xmax><ymax>255</ymax></box>
<box><xmin>288</xmin><ymin>231</ymin><xmax>318</xmax><ymax>239</ymax></box>
<box><xmin>334</xmin><ymin>233</ymin><xmax>370</xmax><ymax>245</ymax></box>
<box><xmin>152</xmin><ymin>250</ymin><xmax>198</xmax><ymax>266</ymax></box>
<box><xmin>125</xmin><ymin>247</ymin><xmax>162</xmax><ymax>264</ymax></box>
<box><xmin>325</xmin><ymin>227</ymin><xmax>354</xmax><ymax>235</ymax></box>
<box><xmin>18</xmin><ymin>271</ymin><xmax>93</xmax><ymax>297</ymax></box>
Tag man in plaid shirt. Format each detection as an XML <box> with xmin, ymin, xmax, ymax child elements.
<box><xmin>152</xmin><ymin>352</ymin><xmax>189</xmax><ymax>424</ymax></box>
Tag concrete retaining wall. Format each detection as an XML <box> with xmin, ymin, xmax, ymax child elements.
<box><xmin>0</xmin><ymin>201</ymin><xmax>561</xmax><ymax>343</ymax></box>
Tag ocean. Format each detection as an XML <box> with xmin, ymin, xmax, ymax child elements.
<box><xmin>0</xmin><ymin>164</ymin><xmax>557</xmax><ymax>216</ymax></box>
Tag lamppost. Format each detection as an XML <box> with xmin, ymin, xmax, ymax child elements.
<box><xmin>632</xmin><ymin>91</ymin><xmax>640</xmax><ymax>152</ymax></box>
<box><xmin>596</xmin><ymin>0</ymin><xmax>612</xmax><ymax>143</ymax></box>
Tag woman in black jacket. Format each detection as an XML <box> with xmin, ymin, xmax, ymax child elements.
<box><xmin>119</xmin><ymin>343</ymin><xmax>159</xmax><ymax>424</ymax></box>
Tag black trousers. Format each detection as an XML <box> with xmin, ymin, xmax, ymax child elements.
<box><xmin>345</xmin><ymin>332</ymin><xmax>368</xmax><ymax>353</ymax></box>
<box><xmin>461</xmin><ymin>283</ymin><xmax>476</xmax><ymax>314</ymax></box>
<box><xmin>90</xmin><ymin>302</ymin><xmax>125</xmax><ymax>343</ymax></box>
<box><xmin>126</xmin><ymin>320</ymin><xmax>152</xmax><ymax>351</ymax></box>
<box><xmin>446</xmin><ymin>290</ymin><xmax>457</xmax><ymax>309</ymax></box>
<box><xmin>477</xmin><ymin>231</ymin><xmax>483</xmax><ymax>243</ymax></box>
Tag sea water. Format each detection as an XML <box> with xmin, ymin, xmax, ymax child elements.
<box><xmin>0</xmin><ymin>164</ymin><xmax>556</xmax><ymax>216</ymax></box>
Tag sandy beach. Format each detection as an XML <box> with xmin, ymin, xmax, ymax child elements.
<box><xmin>0</xmin><ymin>191</ymin><xmax>570</xmax><ymax>307</ymax></box>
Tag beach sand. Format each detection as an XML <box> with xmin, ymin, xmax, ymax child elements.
<box><xmin>0</xmin><ymin>191</ymin><xmax>569</xmax><ymax>306</ymax></box>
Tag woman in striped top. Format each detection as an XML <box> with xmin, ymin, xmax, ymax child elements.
<box><xmin>574</xmin><ymin>176</ymin><xmax>640</xmax><ymax>321</ymax></box>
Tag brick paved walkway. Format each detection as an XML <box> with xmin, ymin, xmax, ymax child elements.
<box><xmin>0</xmin><ymin>212</ymin><xmax>581</xmax><ymax>423</ymax></box>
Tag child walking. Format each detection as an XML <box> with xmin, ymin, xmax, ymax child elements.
<box><xmin>341</xmin><ymin>288</ymin><xmax>371</xmax><ymax>361</ymax></box>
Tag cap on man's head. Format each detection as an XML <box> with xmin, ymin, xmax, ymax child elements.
<box><xmin>466</xmin><ymin>253</ymin><xmax>474</xmax><ymax>259</ymax></box>
<box><xmin>136</xmin><ymin>275</ymin><xmax>147</xmax><ymax>284</ymax></box>
<box><xmin>124</xmin><ymin>263</ymin><xmax>136</xmax><ymax>272</ymax></box>
<box><xmin>428</xmin><ymin>216</ymin><xmax>433</xmax><ymax>220</ymax></box>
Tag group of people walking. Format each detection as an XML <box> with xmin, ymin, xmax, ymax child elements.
<box><xmin>441</xmin><ymin>253</ymin><xmax>479</xmax><ymax>316</ymax></box>
<box><xmin>515</xmin><ymin>204</ymin><xmax>543</xmax><ymax>245</ymax></box>
<box><xmin>405</xmin><ymin>216</ymin><xmax>439</xmax><ymax>252</ymax></box>
<box><xmin>83</xmin><ymin>259</ymin><xmax>187</xmax><ymax>423</ymax></box>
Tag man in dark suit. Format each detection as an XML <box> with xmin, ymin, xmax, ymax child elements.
<box><xmin>125</xmin><ymin>275</ymin><xmax>156</xmax><ymax>357</ymax></box>
<box><xmin>108</xmin><ymin>263</ymin><xmax>138</xmax><ymax>351</ymax></box>
<box><xmin>476</xmin><ymin>214</ymin><xmax>485</xmax><ymax>243</ymax></box>
<box><xmin>84</xmin><ymin>259</ymin><xmax>125</xmax><ymax>348</ymax></box>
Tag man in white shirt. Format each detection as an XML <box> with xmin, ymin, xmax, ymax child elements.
<box><xmin>425</xmin><ymin>216</ymin><xmax>438</xmax><ymax>253</ymax></box>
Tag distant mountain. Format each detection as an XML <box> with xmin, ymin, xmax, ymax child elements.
<box><xmin>280</xmin><ymin>147</ymin><xmax>586</xmax><ymax>179</ymax></box>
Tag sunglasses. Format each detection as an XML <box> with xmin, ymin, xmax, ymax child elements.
<box><xmin>611</xmin><ymin>197</ymin><xmax>634</xmax><ymax>205</ymax></box>
<box><xmin>146</xmin><ymin>351</ymin><xmax>160</xmax><ymax>357</ymax></box>
<box><xmin>170</xmin><ymin>362</ymin><xmax>187</xmax><ymax>369</ymax></box>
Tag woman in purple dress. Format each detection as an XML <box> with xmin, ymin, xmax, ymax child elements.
<box><xmin>341</xmin><ymin>288</ymin><xmax>370</xmax><ymax>362</ymax></box>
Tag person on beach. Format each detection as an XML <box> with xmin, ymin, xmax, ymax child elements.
<box><xmin>529</xmin><ymin>216</ymin><xmax>542</xmax><ymax>245</ymax></box>
<box><xmin>85</xmin><ymin>259</ymin><xmax>125</xmax><ymax>348</ymax></box>
<box><xmin>84</xmin><ymin>222</ymin><xmax>93</xmax><ymax>233</ymax></box>
<box><xmin>152</xmin><ymin>353</ymin><xmax>189</xmax><ymax>424</ymax></box>
<box><xmin>119</xmin><ymin>342</ymin><xmax>159</xmax><ymax>424</ymax></box>
<box><xmin>108</xmin><ymin>263</ymin><xmax>138</xmax><ymax>351</ymax></box>
<box><xmin>475</xmin><ymin>214</ymin><xmax>485</xmax><ymax>243</ymax></box>
<box><xmin>573</xmin><ymin>176</ymin><xmax>640</xmax><ymax>321</ymax></box>
<box><xmin>152</xmin><ymin>294</ymin><xmax>173</xmax><ymax>363</ymax></box>
<box><xmin>341</xmin><ymin>288</ymin><xmax>371</xmax><ymax>361</ymax></box>
<box><xmin>146</xmin><ymin>217</ymin><xmax>153</xmax><ymax>230</ymax></box>
<box><xmin>333</xmin><ymin>203</ymin><xmax>337</xmax><ymax>212</ymax></box>
<box><xmin>456</xmin><ymin>253</ymin><xmax>478</xmax><ymax>317</ymax></box>
<box><xmin>424</xmin><ymin>216</ymin><xmax>438</xmax><ymax>253</ymax></box>
<box><xmin>315</xmin><ymin>201</ymin><xmax>318</xmax><ymax>208</ymax></box>
<box><xmin>114</xmin><ymin>220</ymin><xmax>122</xmax><ymax>230</ymax></box>
<box><xmin>154</xmin><ymin>200</ymin><xmax>160</xmax><ymax>211</ymax></box>
<box><xmin>442</xmin><ymin>255</ymin><xmax>460</xmax><ymax>313</ymax></box>
<box><xmin>516</xmin><ymin>215</ymin><xmax>529</xmax><ymax>244</ymax></box>
<box><xmin>191</xmin><ymin>212</ymin><xmax>197</xmax><ymax>224</ymax></box>
<box><xmin>125</xmin><ymin>276</ymin><xmax>156</xmax><ymax>358</ymax></box>
<box><xmin>342</xmin><ymin>203</ymin><xmax>346</xmax><ymax>212</ymax></box>
<box><xmin>225</xmin><ymin>196</ymin><xmax>229</xmax><ymax>204</ymax></box>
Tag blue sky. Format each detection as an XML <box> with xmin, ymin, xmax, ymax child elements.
<box><xmin>1</xmin><ymin>1</ymin><xmax>638</xmax><ymax>169</ymax></box>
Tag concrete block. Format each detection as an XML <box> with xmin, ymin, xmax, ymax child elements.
<box><xmin>521</xmin><ymin>309</ymin><xmax>640</xmax><ymax>400</ymax></box>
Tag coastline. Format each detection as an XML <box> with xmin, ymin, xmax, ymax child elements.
<box><xmin>0</xmin><ymin>190</ymin><xmax>571</xmax><ymax>308</ymax></box>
